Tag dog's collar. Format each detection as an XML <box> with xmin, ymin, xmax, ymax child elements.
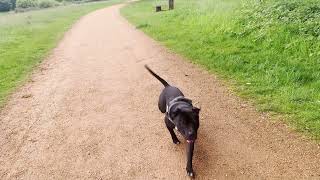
<box><xmin>165</xmin><ymin>96</ymin><xmax>193</xmax><ymax>124</ymax></box>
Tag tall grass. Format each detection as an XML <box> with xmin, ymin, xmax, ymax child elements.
<box><xmin>121</xmin><ymin>0</ymin><xmax>320</xmax><ymax>139</ymax></box>
<box><xmin>0</xmin><ymin>0</ymin><xmax>123</xmax><ymax>106</ymax></box>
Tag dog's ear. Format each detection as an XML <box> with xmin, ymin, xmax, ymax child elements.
<box><xmin>192</xmin><ymin>107</ymin><xmax>200</xmax><ymax>114</ymax></box>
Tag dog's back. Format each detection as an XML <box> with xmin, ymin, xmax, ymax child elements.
<box><xmin>158</xmin><ymin>86</ymin><xmax>184</xmax><ymax>113</ymax></box>
<box><xmin>144</xmin><ymin>65</ymin><xmax>184</xmax><ymax>113</ymax></box>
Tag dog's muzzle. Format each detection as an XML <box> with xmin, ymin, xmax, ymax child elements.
<box><xmin>186</xmin><ymin>140</ymin><xmax>194</xmax><ymax>143</ymax></box>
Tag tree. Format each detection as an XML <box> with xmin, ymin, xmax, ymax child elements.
<box><xmin>0</xmin><ymin>0</ymin><xmax>12</xmax><ymax>12</ymax></box>
<box><xmin>10</xmin><ymin>0</ymin><xmax>16</xmax><ymax>9</ymax></box>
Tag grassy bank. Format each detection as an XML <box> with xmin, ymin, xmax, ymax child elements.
<box><xmin>0</xmin><ymin>0</ymin><xmax>123</xmax><ymax>106</ymax></box>
<box><xmin>121</xmin><ymin>0</ymin><xmax>320</xmax><ymax>139</ymax></box>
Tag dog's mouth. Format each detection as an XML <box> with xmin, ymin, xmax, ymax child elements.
<box><xmin>174</xmin><ymin>127</ymin><xmax>196</xmax><ymax>143</ymax></box>
<box><xmin>186</xmin><ymin>140</ymin><xmax>194</xmax><ymax>143</ymax></box>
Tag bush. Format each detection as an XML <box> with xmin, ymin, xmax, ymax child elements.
<box><xmin>0</xmin><ymin>0</ymin><xmax>11</xmax><ymax>12</ymax></box>
<box><xmin>38</xmin><ymin>0</ymin><xmax>58</xmax><ymax>8</ymax></box>
<box><xmin>16</xmin><ymin>0</ymin><xmax>38</xmax><ymax>8</ymax></box>
<box><xmin>236</xmin><ymin>0</ymin><xmax>320</xmax><ymax>38</ymax></box>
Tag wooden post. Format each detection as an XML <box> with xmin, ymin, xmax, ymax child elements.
<box><xmin>169</xmin><ymin>0</ymin><xmax>174</xmax><ymax>10</ymax></box>
<box><xmin>156</xmin><ymin>5</ymin><xmax>161</xmax><ymax>12</ymax></box>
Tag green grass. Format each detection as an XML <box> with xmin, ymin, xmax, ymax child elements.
<box><xmin>121</xmin><ymin>0</ymin><xmax>320</xmax><ymax>139</ymax></box>
<box><xmin>0</xmin><ymin>0</ymin><xmax>124</xmax><ymax>106</ymax></box>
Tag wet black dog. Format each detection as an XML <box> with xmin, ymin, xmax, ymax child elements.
<box><xmin>145</xmin><ymin>65</ymin><xmax>200</xmax><ymax>177</ymax></box>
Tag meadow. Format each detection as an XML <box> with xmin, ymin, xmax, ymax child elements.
<box><xmin>0</xmin><ymin>0</ymin><xmax>123</xmax><ymax>106</ymax></box>
<box><xmin>121</xmin><ymin>0</ymin><xmax>320</xmax><ymax>139</ymax></box>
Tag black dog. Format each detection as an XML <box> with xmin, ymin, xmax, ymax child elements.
<box><xmin>145</xmin><ymin>65</ymin><xmax>200</xmax><ymax>177</ymax></box>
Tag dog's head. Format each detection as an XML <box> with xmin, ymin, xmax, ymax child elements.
<box><xmin>171</xmin><ymin>105</ymin><xmax>200</xmax><ymax>142</ymax></box>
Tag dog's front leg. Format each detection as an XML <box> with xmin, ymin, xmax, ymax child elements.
<box><xmin>167</xmin><ymin>127</ymin><xmax>180</xmax><ymax>144</ymax></box>
<box><xmin>186</xmin><ymin>141</ymin><xmax>195</xmax><ymax>177</ymax></box>
<box><xmin>165</xmin><ymin>117</ymin><xmax>180</xmax><ymax>144</ymax></box>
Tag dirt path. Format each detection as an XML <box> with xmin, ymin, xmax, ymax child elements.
<box><xmin>1</xmin><ymin>3</ymin><xmax>320</xmax><ymax>179</ymax></box>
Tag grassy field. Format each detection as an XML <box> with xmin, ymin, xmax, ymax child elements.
<box><xmin>121</xmin><ymin>0</ymin><xmax>320</xmax><ymax>139</ymax></box>
<box><xmin>0</xmin><ymin>0</ymin><xmax>124</xmax><ymax>106</ymax></box>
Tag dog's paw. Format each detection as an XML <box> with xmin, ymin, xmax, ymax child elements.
<box><xmin>187</xmin><ymin>171</ymin><xmax>195</xmax><ymax>178</ymax></box>
<box><xmin>173</xmin><ymin>139</ymin><xmax>181</xmax><ymax>145</ymax></box>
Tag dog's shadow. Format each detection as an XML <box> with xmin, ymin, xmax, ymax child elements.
<box><xmin>193</xmin><ymin>132</ymin><xmax>215</xmax><ymax>178</ymax></box>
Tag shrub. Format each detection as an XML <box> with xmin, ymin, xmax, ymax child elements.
<box><xmin>0</xmin><ymin>0</ymin><xmax>11</xmax><ymax>12</ymax></box>
<box><xmin>38</xmin><ymin>0</ymin><xmax>59</xmax><ymax>8</ymax></box>
<box><xmin>236</xmin><ymin>0</ymin><xmax>320</xmax><ymax>38</ymax></box>
<box><xmin>16</xmin><ymin>0</ymin><xmax>38</xmax><ymax>9</ymax></box>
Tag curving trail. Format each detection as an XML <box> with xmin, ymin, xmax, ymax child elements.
<box><xmin>0</xmin><ymin>3</ymin><xmax>320</xmax><ymax>179</ymax></box>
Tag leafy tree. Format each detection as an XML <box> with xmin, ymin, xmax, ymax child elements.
<box><xmin>0</xmin><ymin>0</ymin><xmax>11</xmax><ymax>12</ymax></box>
<box><xmin>10</xmin><ymin>0</ymin><xmax>16</xmax><ymax>9</ymax></box>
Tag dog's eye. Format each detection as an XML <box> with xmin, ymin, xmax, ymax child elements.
<box><xmin>172</xmin><ymin>111</ymin><xmax>179</xmax><ymax>117</ymax></box>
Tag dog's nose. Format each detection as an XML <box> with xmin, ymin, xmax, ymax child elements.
<box><xmin>186</xmin><ymin>129</ymin><xmax>196</xmax><ymax>140</ymax></box>
<box><xmin>187</xmin><ymin>129</ymin><xmax>195</xmax><ymax>136</ymax></box>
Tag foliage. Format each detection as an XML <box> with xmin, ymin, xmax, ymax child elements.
<box><xmin>236</xmin><ymin>0</ymin><xmax>320</xmax><ymax>38</ymax></box>
<box><xmin>10</xmin><ymin>0</ymin><xmax>16</xmax><ymax>9</ymax></box>
<box><xmin>38</xmin><ymin>0</ymin><xmax>59</xmax><ymax>8</ymax></box>
<box><xmin>0</xmin><ymin>0</ymin><xmax>11</xmax><ymax>12</ymax></box>
<box><xmin>16</xmin><ymin>0</ymin><xmax>38</xmax><ymax>9</ymax></box>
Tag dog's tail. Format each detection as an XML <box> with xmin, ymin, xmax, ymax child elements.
<box><xmin>144</xmin><ymin>65</ymin><xmax>169</xmax><ymax>87</ymax></box>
